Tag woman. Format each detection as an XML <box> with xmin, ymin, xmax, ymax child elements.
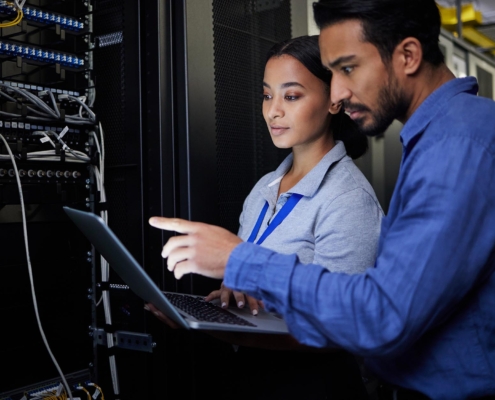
<box><xmin>203</xmin><ymin>35</ymin><xmax>383</xmax><ymax>399</ymax></box>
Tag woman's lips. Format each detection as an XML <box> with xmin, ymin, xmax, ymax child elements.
<box><xmin>270</xmin><ymin>126</ymin><xmax>289</xmax><ymax>135</ymax></box>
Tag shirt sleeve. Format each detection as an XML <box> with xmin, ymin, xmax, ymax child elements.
<box><xmin>313</xmin><ymin>188</ymin><xmax>382</xmax><ymax>274</ymax></box>
<box><xmin>224</xmin><ymin>136</ymin><xmax>495</xmax><ymax>357</ymax></box>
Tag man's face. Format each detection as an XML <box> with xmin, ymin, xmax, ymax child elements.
<box><xmin>319</xmin><ymin>20</ymin><xmax>409</xmax><ymax>136</ymax></box>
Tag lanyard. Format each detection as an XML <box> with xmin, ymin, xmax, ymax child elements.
<box><xmin>247</xmin><ymin>193</ymin><xmax>303</xmax><ymax>245</ymax></box>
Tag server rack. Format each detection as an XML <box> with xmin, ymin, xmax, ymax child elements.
<box><xmin>1</xmin><ymin>1</ymin><xmax>299</xmax><ymax>399</ymax></box>
<box><xmin>0</xmin><ymin>0</ymin><xmax>99</xmax><ymax>398</ymax></box>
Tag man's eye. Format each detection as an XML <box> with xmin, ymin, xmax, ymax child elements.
<box><xmin>342</xmin><ymin>66</ymin><xmax>353</xmax><ymax>74</ymax></box>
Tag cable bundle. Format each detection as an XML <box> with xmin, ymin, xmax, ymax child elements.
<box><xmin>0</xmin><ymin>0</ymin><xmax>24</xmax><ymax>28</ymax></box>
<box><xmin>0</xmin><ymin>83</ymin><xmax>95</xmax><ymax>125</ymax></box>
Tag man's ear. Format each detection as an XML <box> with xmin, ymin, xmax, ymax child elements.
<box><xmin>394</xmin><ymin>37</ymin><xmax>423</xmax><ymax>76</ymax></box>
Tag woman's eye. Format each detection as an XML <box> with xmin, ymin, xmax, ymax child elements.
<box><xmin>285</xmin><ymin>95</ymin><xmax>299</xmax><ymax>101</ymax></box>
<box><xmin>263</xmin><ymin>94</ymin><xmax>272</xmax><ymax>100</ymax></box>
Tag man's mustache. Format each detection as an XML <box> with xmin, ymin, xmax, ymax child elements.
<box><xmin>341</xmin><ymin>100</ymin><xmax>371</xmax><ymax>113</ymax></box>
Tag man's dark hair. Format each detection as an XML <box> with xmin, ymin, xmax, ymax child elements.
<box><xmin>313</xmin><ymin>0</ymin><xmax>444</xmax><ymax>66</ymax></box>
<box><xmin>266</xmin><ymin>35</ymin><xmax>368</xmax><ymax>159</ymax></box>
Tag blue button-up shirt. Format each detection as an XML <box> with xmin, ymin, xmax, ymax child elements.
<box><xmin>224</xmin><ymin>77</ymin><xmax>495</xmax><ymax>399</ymax></box>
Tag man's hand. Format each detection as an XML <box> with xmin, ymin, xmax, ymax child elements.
<box><xmin>149</xmin><ymin>217</ymin><xmax>243</xmax><ymax>279</ymax></box>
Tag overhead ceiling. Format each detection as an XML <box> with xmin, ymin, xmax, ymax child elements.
<box><xmin>436</xmin><ymin>1</ymin><xmax>495</xmax><ymax>56</ymax></box>
<box><xmin>436</xmin><ymin>0</ymin><xmax>495</xmax><ymax>24</ymax></box>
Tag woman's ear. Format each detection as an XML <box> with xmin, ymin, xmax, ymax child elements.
<box><xmin>329</xmin><ymin>102</ymin><xmax>342</xmax><ymax>115</ymax></box>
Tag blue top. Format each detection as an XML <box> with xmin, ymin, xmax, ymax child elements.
<box><xmin>224</xmin><ymin>77</ymin><xmax>495</xmax><ymax>400</ymax></box>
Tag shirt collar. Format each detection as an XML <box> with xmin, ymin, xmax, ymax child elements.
<box><xmin>400</xmin><ymin>77</ymin><xmax>478</xmax><ymax>148</ymax></box>
<box><xmin>260</xmin><ymin>140</ymin><xmax>347</xmax><ymax>203</ymax></box>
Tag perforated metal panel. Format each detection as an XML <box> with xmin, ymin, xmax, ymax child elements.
<box><xmin>93</xmin><ymin>0</ymin><xmax>141</xmax><ymax>247</ymax></box>
<box><xmin>93</xmin><ymin>1</ymin><xmax>125</xmax><ymax>168</ymax></box>
<box><xmin>213</xmin><ymin>0</ymin><xmax>292</xmax><ymax>233</ymax></box>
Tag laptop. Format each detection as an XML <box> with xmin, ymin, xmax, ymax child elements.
<box><xmin>63</xmin><ymin>206</ymin><xmax>289</xmax><ymax>334</ymax></box>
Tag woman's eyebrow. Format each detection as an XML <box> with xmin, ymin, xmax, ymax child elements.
<box><xmin>280</xmin><ymin>82</ymin><xmax>304</xmax><ymax>89</ymax></box>
<box><xmin>262</xmin><ymin>81</ymin><xmax>304</xmax><ymax>89</ymax></box>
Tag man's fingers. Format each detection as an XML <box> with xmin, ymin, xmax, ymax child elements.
<box><xmin>162</xmin><ymin>235</ymin><xmax>196</xmax><ymax>259</ymax></box>
<box><xmin>150</xmin><ymin>218</ymin><xmax>233</xmax><ymax>280</ymax></box>
<box><xmin>173</xmin><ymin>259</ymin><xmax>197</xmax><ymax>279</ymax></box>
<box><xmin>149</xmin><ymin>217</ymin><xmax>200</xmax><ymax>235</ymax></box>
<box><xmin>165</xmin><ymin>246</ymin><xmax>195</xmax><ymax>271</ymax></box>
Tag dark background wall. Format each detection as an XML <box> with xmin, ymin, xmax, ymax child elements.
<box><xmin>90</xmin><ymin>1</ymin><xmax>298</xmax><ymax>399</ymax></box>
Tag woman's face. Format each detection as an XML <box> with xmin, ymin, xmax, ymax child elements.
<box><xmin>262</xmin><ymin>54</ymin><xmax>332</xmax><ymax>150</ymax></box>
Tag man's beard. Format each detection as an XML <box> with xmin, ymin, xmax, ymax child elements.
<box><xmin>343</xmin><ymin>73</ymin><xmax>409</xmax><ymax>137</ymax></box>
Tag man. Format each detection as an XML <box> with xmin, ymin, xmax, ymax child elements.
<box><xmin>149</xmin><ymin>1</ymin><xmax>495</xmax><ymax>399</ymax></box>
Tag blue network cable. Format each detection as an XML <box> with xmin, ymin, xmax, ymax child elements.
<box><xmin>0</xmin><ymin>1</ymin><xmax>84</xmax><ymax>31</ymax></box>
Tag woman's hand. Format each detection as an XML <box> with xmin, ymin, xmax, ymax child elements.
<box><xmin>204</xmin><ymin>281</ymin><xmax>263</xmax><ymax>316</ymax></box>
<box><xmin>145</xmin><ymin>303</ymin><xmax>181</xmax><ymax>329</ymax></box>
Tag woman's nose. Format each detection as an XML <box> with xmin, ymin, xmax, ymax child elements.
<box><xmin>266</xmin><ymin>97</ymin><xmax>284</xmax><ymax>119</ymax></box>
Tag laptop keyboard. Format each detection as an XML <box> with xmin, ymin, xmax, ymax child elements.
<box><xmin>165</xmin><ymin>293</ymin><xmax>256</xmax><ymax>327</ymax></box>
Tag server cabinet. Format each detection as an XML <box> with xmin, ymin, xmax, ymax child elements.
<box><xmin>1</xmin><ymin>1</ymin><xmax>300</xmax><ymax>399</ymax></box>
<box><xmin>0</xmin><ymin>0</ymin><xmax>98</xmax><ymax>398</ymax></box>
<box><xmin>139</xmin><ymin>1</ymin><xmax>296</xmax><ymax>399</ymax></box>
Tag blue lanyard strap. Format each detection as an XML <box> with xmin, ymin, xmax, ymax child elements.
<box><xmin>247</xmin><ymin>193</ymin><xmax>303</xmax><ymax>245</ymax></box>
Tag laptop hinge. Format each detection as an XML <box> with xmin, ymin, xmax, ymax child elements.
<box><xmin>92</xmin><ymin>328</ymin><xmax>156</xmax><ymax>353</ymax></box>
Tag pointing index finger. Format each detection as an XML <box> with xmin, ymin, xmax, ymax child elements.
<box><xmin>148</xmin><ymin>217</ymin><xmax>198</xmax><ymax>234</ymax></box>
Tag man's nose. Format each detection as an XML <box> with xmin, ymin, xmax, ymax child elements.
<box><xmin>330</xmin><ymin>75</ymin><xmax>352</xmax><ymax>107</ymax></box>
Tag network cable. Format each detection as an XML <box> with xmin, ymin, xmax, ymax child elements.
<box><xmin>89</xmin><ymin>122</ymin><xmax>120</xmax><ymax>396</ymax></box>
<box><xmin>87</xmin><ymin>382</ymin><xmax>105</xmax><ymax>400</ymax></box>
<box><xmin>74</xmin><ymin>385</ymin><xmax>91</xmax><ymax>400</ymax></box>
<box><xmin>0</xmin><ymin>0</ymin><xmax>84</xmax><ymax>31</ymax></box>
<box><xmin>0</xmin><ymin>0</ymin><xmax>23</xmax><ymax>28</ymax></box>
<box><xmin>0</xmin><ymin>133</ymin><xmax>74</xmax><ymax>400</ymax></box>
<box><xmin>0</xmin><ymin>83</ymin><xmax>95</xmax><ymax>125</ymax></box>
<box><xmin>3</xmin><ymin>129</ymin><xmax>91</xmax><ymax>163</ymax></box>
<box><xmin>1</xmin><ymin>92</ymin><xmax>118</xmax><ymax>400</ymax></box>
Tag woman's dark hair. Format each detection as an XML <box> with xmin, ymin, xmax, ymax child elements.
<box><xmin>265</xmin><ymin>35</ymin><xmax>368</xmax><ymax>159</ymax></box>
<box><xmin>313</xmin><ymin>0</ymin><xmax>444</xmax><ymax>66</ymax></box>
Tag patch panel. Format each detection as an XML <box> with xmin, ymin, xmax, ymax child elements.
<box><xmin>0</xmin><ymin>125</ymin><xmax>89</xmax><ymax>156</ymax></box>
<box><xmin>0</xmin><ymin>80</ymin><xmax>84</xmax><ymax>124</ymax></box>
<box><xmin>0</xmin><ymin>2</ymin><xmax>85</xmax><ymax>32</ymax></box>
<box><xmin>0</xmin><ymin>39</ymin><xmax>84</xmax><ymax>68</ymax></box>
<box><xmin>0</xmin><ymin>78</ymin><xmax>94</xmax><ymax>154</ymax></box>
<box><xmin>0</xmin><ymin>80</ymin><xmax>80</xmax><ymax>96</ymax></box>
<box><xmin>0</xmin><ymin>376</ymin><xmax>103</xmax><ymax>400</ymax></box>
<box><xmin>26</xmin><ymin>382</ymin><xmax>64</xmax><ymax>398</ymax></box>
<box><xmin>0</xmin><ymin>168</ymin><xmax>83</xmax><ymax>179</ymax></box>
